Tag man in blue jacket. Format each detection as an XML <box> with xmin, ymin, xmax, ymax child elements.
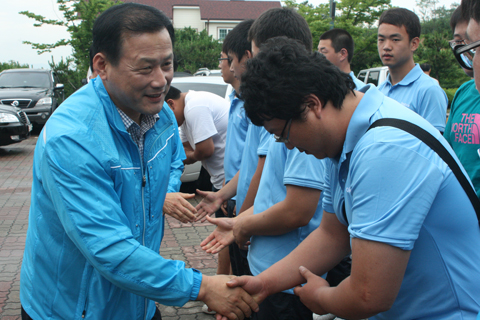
<box><xmin>19</xmin><ymin>3</ymin><xmax>257</xmax><ymax>320</ymax></box>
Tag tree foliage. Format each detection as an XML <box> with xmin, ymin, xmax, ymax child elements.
<box><xmin>285</xmin><ymin>0</ymin><xmax>391</xmax><ymax>75</ymax></box>
<box><xmin>174</xmin><ymin>27</ymin><xmax>222</xmax><ymax>73</ymax></box>
<box><xmin>413</xmin><ymin>0</ymin><xmax>469</xmax><ymax>88</ymax></box>
<box><xmin>20</xmin><ymin>0</ymin><xmax>121</xmax><ymax>97</ymax></box>
<box><xmin>0</xmin><ymin>61</ymin><xmax>30</xmax><ymax>73</ymax></box>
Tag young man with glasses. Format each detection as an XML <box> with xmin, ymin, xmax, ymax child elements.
<box><xmin>377</xmin><ymin>8</ymin><xmax>448</xmax><ymax>133</ymax></box>
<box><xmin>225</xmin><ymin>36</ymin><xmax>480</xmax><ymax>320</ymax></box>
<box><xmin>200</xmin><ymin>8</ymin><xmax>329</xmax><ymax>320</ymax></box>
<box><xmin>444</xmin><ymin>4</ymin><xmax>480</xmax><ymax>200</ymax></box>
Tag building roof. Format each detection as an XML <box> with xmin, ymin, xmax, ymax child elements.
<box><xmin>127</xmin><ymin>0</ymin><xmax>281</xmax><ymax>21</ymax></box>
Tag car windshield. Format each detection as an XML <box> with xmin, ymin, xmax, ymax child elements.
<box><xmin>172</xmin><ymin>83</ymin><xmax>227</xmax><ymax>98</ymax></box>
<box><xmin>0</xmin><ymin>72</ymin><xmax>51</xmax><ymax>88</ymax></box>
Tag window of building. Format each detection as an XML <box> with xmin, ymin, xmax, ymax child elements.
<box><xmin>218</xmin><ymin>28</ymin><xmax>233</xmax><ymax>41</ymax></box>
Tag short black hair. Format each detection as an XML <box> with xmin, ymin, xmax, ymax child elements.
<box><xmin>420</xmin><ymin>63</ymin><xmax>431</xmax><ymax>72</ymax></box>
<box><xmin>461</xmin><ymin>0</ymin><xmax>480</xmax><ymax>23</ymax></box>
<box><xmin>240</xmin><ymin>36</ymin><xmax>355</xmax><ymax>126</ymax></box>
<box><xmin>378</xmin><ymin>8</ymin><xmax>421</xmax><ymax>41</ymax></box>
<box><xmin>248</xmin><ymin>7</ymin><xmax>312</xmax><ymax>51</ymax></box>
<box><xmin>319</xmin><ymin>28</ymin><xmax>355</xmax><ymax>63</ymax></box>
<box><xmin>450</xmin><ymin>6</ymin><xmax>467</xmax><ymax>32</ymax></box>
<box><xmin>92</xmin><ymin>3</ymin><xmax>174</xmax><ymax>66</ymax></box>
<box><xmin>165</xmin><ymin>86</ymin><xmax>181</xmax><ymax>101</ymax></box>
<box><xmin>222</xmin><ymin>19</ymin><xmax>254</xmax><ymax>62</ymax></box>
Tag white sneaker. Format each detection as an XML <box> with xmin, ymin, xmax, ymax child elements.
<box><xmin>313</xmin><ymin>314</ymin><xmax>336</xmax><ymax>320</ymax></box>
<box><xmin>202</xmin><ymin>303</ymin><xmax>216</xmax><ymax>315</ymax></box>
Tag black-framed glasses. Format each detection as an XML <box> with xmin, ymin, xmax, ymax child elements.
<box><xmin>449</xmin><ymin>39</ymin><xmax>466</xmax><ymax>50</ymax></box>
<box><xmin>218</xmin><ymin>56</ymin><xmax>232</xmax><ymax>64</ymax></box>
<box><xmin>454</xmin><ymin>40</ymin><xmax>480</xmax><ymax>70</ymax></box>
<box><xmin>274</xmin><ymin>119</ymin><xmax>292</xmax><ymax>143</ymax></box>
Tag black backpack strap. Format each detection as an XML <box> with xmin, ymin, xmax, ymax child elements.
<box><xmin>368</xmin><ymin>118</ymin><xmax>480</xmax><ymax>226</ymax></box>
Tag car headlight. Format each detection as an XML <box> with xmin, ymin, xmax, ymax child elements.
<box><xmin>0</xmin><ymin>113</ymin><xmax>20</xmax><ymax>123</ymax></box>
<box><xmin>36</xmin><ymin>97</ymin><xmax>53</xmax><ymax>105</ymax></box>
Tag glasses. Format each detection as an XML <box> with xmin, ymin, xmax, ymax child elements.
<box><xmin>274</xmin><ymin>119</ymin><xmax>292</xmax><ymax>143</ymax></box>
<box><xmin>218</xmin><ymin>55</ymin><xmax>232</xmax><ymax>64</ymax></box>
<box><xmin>449</xmin><ymin>39</ymin><xmax>466</xmax><ymax>50</ymax></box>
<box><xmin>454</xmin><ymin>40</ymin><xmax>480</xmax><ymax>70</ymax></box>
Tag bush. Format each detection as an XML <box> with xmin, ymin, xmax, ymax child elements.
<box><xmin>443</xmin><ymin>87</ymin><xmax>458</xmax><ymax>107</ymax></box>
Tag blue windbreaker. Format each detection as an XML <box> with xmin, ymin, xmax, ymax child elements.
<box><xmin>20</xmin><ymin>78</ymin><xmax>202</xmax><ymax>320</ymax></box>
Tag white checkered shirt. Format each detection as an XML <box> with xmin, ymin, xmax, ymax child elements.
<box><xmin>116</xmin><ymin>107</ymin><xmax>159</xmax><ymax>163</ymax></box>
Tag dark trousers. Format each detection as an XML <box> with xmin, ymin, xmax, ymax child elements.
<box><xmin>252</xmin><ymin>292</ymin><xmax>313</xmax><ymax>320</ymax></box>
<box><xmin>227</xmin><ymin>199</ymin><xmax>251</xmax><ymax>277</ymax></box>
<box><xmin>21</xmin><ymin>305</ymin><xmax>162</xmax><ymax>320</ymax></box>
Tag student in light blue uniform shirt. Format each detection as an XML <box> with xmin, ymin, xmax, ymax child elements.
<box><xmin>377</xmin><ymin>8</ymin><xmax>447</xmax><ymax>132</ymax></box>
<box><xmin>225</xmin><ymin>37</ymin><xmax>480</xmax><ymax>320</ymax></box>
<box><xmin>318</xmin><ymin>28</ymin><xmax>366</xmax><ymax>90</ymax></box>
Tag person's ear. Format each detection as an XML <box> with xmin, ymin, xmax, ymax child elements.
<box><xmin>410</xmin><ymin>37</ymin><xmax>420</xmax><ymax>51</ymax></box>
<box><xmin>304</xmin><ymin>94</ymin><xmax>324</xmax><ymax>119</ymax></box>
<box><xmin>339</xmin><ymin>48</ymin><xmax>348</xmax><ymax>62</ymax></box>
<box><xmin>166</xmin><ymin>98</ymin><xmax>175</xmax><ymax>110</ymax></box>
<box><xmin>93</xmin><ymin>53</ymin><xmax>108</xmax><ymax>79</ymax></box>
<box><xmin>245</xmin><ymin>50</ymin><xmax>253</xmax><ymax>59</ymax></box>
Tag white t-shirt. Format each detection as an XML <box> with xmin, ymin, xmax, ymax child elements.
<box><xmin>180</xmin><ymin>91</ymin><xmax>229</xmax><ymax>189</ymax></box>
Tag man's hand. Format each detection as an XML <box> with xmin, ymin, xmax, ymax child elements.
<box><xmin>226</xmin><ymin>275</ymin><xmax>269</xmax><ymax>305</ymax></box>
<box><xmin>163</xmin><ymin>193</ymin><xmax>197</xmax><ymax>223</ymax></box>
<box><xmin>232</xmin><ymin>216</ymin><xmax>251</xmax><ymax>250</ymax></box>
<box><xmin>294</xmin><ymin>266</ymin><xmax>330</xmax><ymax>315</ymax></box>
<box><xmin>198</xmin><ymin>275</ymin><xmax>259</xmax><ymax>320</ymax></box>
<box><xmin>200</xmin><ymin>215</ymin><xmax>236</xmax><ymax>253</ymax></box>
<box><xmin>195</xmin><ymin>189</ymin><xmax>223</xmax><ymax>221</ymax></box>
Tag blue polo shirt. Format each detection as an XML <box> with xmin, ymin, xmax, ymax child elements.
<box><xmin>248</xmin><ymin>141</ymin><xmax>326</xmax><ymax>294</ymax></box>
<box><xmin>223</xmin><ymin>91</ymin><xmax>249</xmax><ymax>191</ymax></box>
<box><xmin>323</xmin><ymin>85</ymin><xmax>480</xmax><ymax>319</ymax></box>
<box><xmin>236</xmin><ymin>122</ymin><xmax>272</xmax><ymax>211</ymax></box>
<box><xmin>378</xmin><ymin>64</ymin><xmax>447</xmax><ymax>132</ymax></box>
<box><xmin>350</xmin><ymin>71</ymin><xmax>366</xmax><ymax>90</ymax></box>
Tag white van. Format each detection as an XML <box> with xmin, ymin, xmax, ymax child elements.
<box><xmin>357</xmin><ymin>66</ymin><xmax>389</xmax><ymax>87</ymax></box>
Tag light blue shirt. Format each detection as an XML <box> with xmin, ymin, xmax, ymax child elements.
<box><xmin>224</xmin><ymin>91</ymin><xmax>249</xmax><ymax>184</ymax></box>
<box><xmin>350</xmin><ymin>71</ymin><xmax>366</xmax><ymax>90</ymax></box>
<box><xmin>323</xmin><ymin>85</ymin><xmax>480</xmax><ymax>319</ymax></box>
<box><xmin>248</xmin><ymin>141</ymin><xmax>326</xmax><ymax>294</ymax></box>
<box><xmin>236</xmin><ymin>122</ymin><xmax>272</xmax><ymax>211</ymax></box>
<box><xmin>377</xmin><ymin>64</ymin><xmax>447</xmax><ymax>132</ymax></box>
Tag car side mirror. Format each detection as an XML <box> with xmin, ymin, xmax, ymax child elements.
<box><xmin>54</xmin><ymin>83</ymin><xmax>64</xmax><ymax>90</ymax></box>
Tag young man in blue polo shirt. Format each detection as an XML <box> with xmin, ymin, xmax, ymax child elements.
<box><xmin>225</xmin><ymin>37</ymin><xmax>480</xmax><ymax>320</ymax></box>
<box><xmin>377</xmin><ymin>8</ymin><xmax>448</xmax><ymax>133</ymax></box>
<box><xmin>318</xmin><ymin>28</ymin><xmax>365</xmax><ymax>90</ymax></box>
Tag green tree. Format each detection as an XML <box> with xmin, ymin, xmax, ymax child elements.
<box><xmin>0</xmin><ymin>61</ymin><xmax>30</xmax><ymax>73</ymax></box>
<box><xmin>174</xmin><ymin>27</ymin><xmax>222</xmax><ymax>73</ymax></box>
<box><xmin>20</xmin><ymin>0</ymin><xmax>121</xmax><ymax>96</ymax></box>
<box><xmin>285</xmin><ymin>0</ymin><xmax>392</xmax><ymax>74</ymax></box>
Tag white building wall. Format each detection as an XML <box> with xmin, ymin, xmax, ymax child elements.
<box><xmin>173</xmin><ymin>7</ymin><xmax>204</xmax><ymax>31</ymax></box>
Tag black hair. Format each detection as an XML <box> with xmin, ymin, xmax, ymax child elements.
<box><xmin>461</xmin><ymin>0</ymin><xmax>480</xmax><ymax>23</ymax></box>
<box><xmin>248</xmin><ymin>7</ymin><xmax>312</xmax><ymax>51</ymax></box>
<box><xmin>420</xmin><ymin>63</ymin><xmax>431</xmax><ymax>72</ymax></box>
<box><xmin>89</xmin><ymin>45</ymin><xmax>94</xmax><ymax>70</ymax></box>
<box><xmin>378</xmin><ymin>8</ymin><xmax>421</xmax><ymax>41</ymax></box>
<box><xmin>450</xmin><ymin>6</ymin><xmax>467</xmax><ymax>32</ymax></box>
<box><xmin>240</xmin><ymin>36</ymin><xmax>355</xmax><ymax>126</ymax></box>
<box><xmin>319</xmin><ymin>28</ymin><xmax>355</xmax><ymax>63</ymax></box>
<box><xmin>222</xmin><ymin>19</ymin><xmax>254</xmax><ymax>61</ymax></box>
<box><xmin>92</xmin><ymin>3</ymin><xmax>174</xmax><ymax>66</ymax></box>
<box><xmin>165</xmin><ymin>86</ymin><xmax>182</xmax><ymax>101</ymax></box>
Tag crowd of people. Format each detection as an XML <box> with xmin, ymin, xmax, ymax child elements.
<box><xmin>18</xmin><ymin>0</ymin><xmax>480</xmax><ymax>320</ymax></box>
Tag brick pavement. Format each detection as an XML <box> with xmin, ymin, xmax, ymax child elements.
<box><xmin>0</xmin><ymin>135</ymin><xmax>219</xmax><ymax>320</ymax></box>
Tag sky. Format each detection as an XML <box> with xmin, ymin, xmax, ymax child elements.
<box><xmin>1</xmin><ymin>0</ymin><xmax>458</xmax><ymax>70</ymax></box>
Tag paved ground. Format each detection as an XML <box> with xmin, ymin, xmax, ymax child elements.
<box><xmin>0</xmin><ymin>134</ymin><xmax>218</xmax><ymax>320</ymax></box>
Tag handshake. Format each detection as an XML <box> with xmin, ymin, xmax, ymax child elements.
<box><xmin>197</xmin><ymin>274</ymin><xmax>267</xmax><ymax>320</ymax></box>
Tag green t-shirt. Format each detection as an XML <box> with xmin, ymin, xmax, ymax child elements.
<box><xmin>444</xmin><ymin>79</ymin><xmax>480</xmax><ymax>198</ymax></box>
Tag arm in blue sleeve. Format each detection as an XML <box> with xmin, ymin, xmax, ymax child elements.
<box><xmin>168</xmin><ymin>126</ymin><xmax>186</xmax><ymax>193</ymax></box>
<box><xmin>419</xmin><ymin>85</ymin><xmax>448</xmax><ymax>132</ymax></box>
<box><xmin>42</xmin><ymin>135</ymin><xmax>199</xmax><ymax>306</ymax></box>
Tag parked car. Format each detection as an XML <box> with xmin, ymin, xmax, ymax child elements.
<box><xmin>171</xmin><ymin>76</ymin><xmax>233</xmax><ymax>190</ymax></box>
<box><xmin>0</xmin><ymin>104</ymin><xmax>32</xmax><ymax>146</ymax></box>
<box><xmin>0</xmin><ymin>69</ymin><xmax>65</xmax><ymax>127</ymax></box>
<box><xmin>357</xmin><ymin>66</ymin><xmax>389</xmax><ymax>87</ymax></box>
<box><xmin>193</xmin><ymin>68</ymin><xmax>222</xmax><ymax>77</ymax></box>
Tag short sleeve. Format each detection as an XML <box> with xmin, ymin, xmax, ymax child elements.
<box><xmin>283</xmin><ymin>149</ymin><xmax>326</xmax><ymax>191</ymax></box>
<box><xmin>257</xmin><ymin>127</ymin><xmax>273</xmax><ymax>156</ymax></box>
<box><xmin>184</xmin><ymin>105</ymin><xmax>218</xmax><ymax>144</ymax></box>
